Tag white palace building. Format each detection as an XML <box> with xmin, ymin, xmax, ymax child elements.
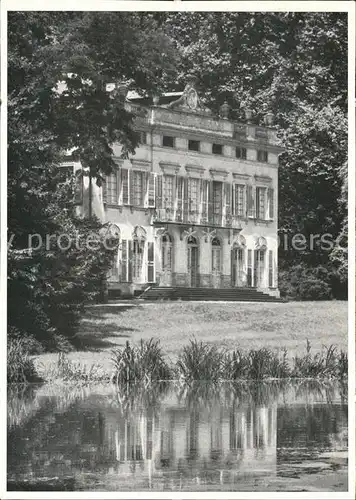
<box><xmin>66</xmin><ymin>76</ymin><xmax>284</xmax><ymax>299</ymax></box>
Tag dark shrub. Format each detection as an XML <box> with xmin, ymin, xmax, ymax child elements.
<box><xmin>279</xmin><ymin>264</ymin><xmax>333</xmax><ymax>300</ymax></box>
<box><xmin>298</xmin><ymin>278</ymin><xmax>332</xmax><ymax>300</ymax></box>
<box><xmin>7</xmin><ymin>338</ymin><xmax>40</xmax><ymax>384</ymax></box>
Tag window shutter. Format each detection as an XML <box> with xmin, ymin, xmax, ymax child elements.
<box><xmin>129</xmin><ymin>169</ymin><xmax>133</xmax><ymax>206</ymax></box>
<box><xmin>120</xmin><ymin>168</ymin><xmax>129</xmax><ymax>205</ymax></box>
<box><xmin>247</xmin><ymin>185</ymin><xmax>256</xmax><ymax>218</ymax></box>
<box><xmin>231</xmin><ymin>184</ymin><xmax>235</xmax><ymax>216</ymax></box>
<box><xmin>147</xmin><ymin>241</ymin><xmax>155</xmax><ymax>283</ymax></box>
<box><xmin>156</xmin><ymin>174</ymin><xmax>163</xmax><ymax>208</ymax></box>
<box><xmin>121</xmin><ymin>240</ymin><xmax>127</xmax><ymax>282</ymax></box>
<box><xmin>224</xmin><ymin>182</ymin><xmax>231</xmax><ymax>222</ymax></box>
<box><xmin>141</xmin><ymin>171</ymin><xmax>147</xmax><ymax>207</ymax></box>
<box><xmin>200</xmin><ymin>179</ymin><xmax>207</xmax><ymax>221</ymax></box>
<box><xmin>268</xmin><ymin>187</ymin><xmax>274</xmax><ymax>219</ymax></box>
<box><xmin>147</xmin><ymin>172</ymin><xmax>156</xmax><ymax>208</ymax></box>
<box><xmin>208</xmin><ymin>181</ymin><xmax>213</xmax><ymax>223</ymax></box>
<box><xmin>183</xmin><ymin>177</ymin><xmax>189</xmax><ymax>214</ymax></box>
<box><xmin>128</xmin><ymin>240</ymin><xmax>133</xmax><ymax>282</ymax></box>
<box><xmin>176</xmin><ymin>176</ymin><xmax>183</xmax><ymax>221</ymax></box>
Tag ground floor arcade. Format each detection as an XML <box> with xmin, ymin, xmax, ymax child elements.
<box><xmin>106</xmin><ymin>222</ymin><xmax>279</xmax><ymax>297</ymax></box>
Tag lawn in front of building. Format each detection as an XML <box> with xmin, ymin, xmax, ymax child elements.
<box><xmin>35</xmin><ymin>300</ymin><xmax>348</xmax><ymax>374</ymax></box>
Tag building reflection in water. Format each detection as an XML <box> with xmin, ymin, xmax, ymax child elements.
<box><xmin>7</xmin><ymin>383</ymin><xmax>347</xmax><ymax>490</ymax></box>
<box><xmin>107</xmin><ymin>397</ymin><xmax>278</xmax><ymax>486</ymax></box>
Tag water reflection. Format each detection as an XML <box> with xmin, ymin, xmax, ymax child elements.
<box><xmin>7</xmin><ymin>381</ymin><xmax>348</xmax><ymax>491</ymax></box>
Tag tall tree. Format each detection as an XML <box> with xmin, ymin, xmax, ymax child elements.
<box><xmin>8</xmin><ymin>12</ymin><xmax>177</xmax><ymax>348</ymax></box>
<box><xmin>163</xmin><ymin>12</ymin><xmax>348</xmax><ymax>295</ymax></box>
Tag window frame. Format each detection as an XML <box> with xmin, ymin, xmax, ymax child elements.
<box><xmin>212</xmin><ymin>143</ymin><xmax>223</xmax><ymax>155</ymax></box>
<box><xmin>162</xmin><ymin>135</ymin><xmax>175</xmax><ymax>148</ymax></box>
<box><xmin>235</xmin><ymin>147</ymin><xmax>247</xmax><ymax>160</ymax></box>
<box><xmin>257</xmin><ymin>149</ymin><xmax>268</xmax><ymax>163</ymax></box>
<box><xmin>188</xmin><ymin>139</ymin><xmax>200</xmax><ymax>152</ymax></box>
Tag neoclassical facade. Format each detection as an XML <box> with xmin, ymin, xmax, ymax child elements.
<box><xmin>69</xmin><ymin>78</ymin><xmax>284</xmax><ymax>298</ymax></box>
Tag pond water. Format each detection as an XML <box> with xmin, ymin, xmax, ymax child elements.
<box><xmin>7</xmin><ymin>381</ymin><xmax>348</xmax><ymax>492</ymax></box>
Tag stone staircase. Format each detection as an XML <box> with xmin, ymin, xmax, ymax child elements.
<box><xmin>139</xmin><ymin>286</ymin><xmax>286</xmax><ymax>302</ymax></box>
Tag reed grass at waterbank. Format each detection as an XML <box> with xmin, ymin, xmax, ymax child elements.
<box><xmin>11</xmin><ymin>338</ymin><xmax>348</xmax><ymax>385</ymax></box>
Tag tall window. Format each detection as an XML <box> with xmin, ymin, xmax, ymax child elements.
<box><xmin>163</xmin><ymin>175</ymin><xmax>174</xmax><ymax>209</ymax></box>
<box><xmin>268</xmin><ymin>250</ymin><xmax>273</xmax><ymax>287</ymax></box>
<box><xmin>132</xmin><ymin>239</ymin><xmax>144</xmax><ymax>281</ymax></box>
<box><xmin>121</xmin><ymin>239</ymin><xmax>128</xmax><ymax>282</ymax></box>
<box><xmin>247</xmin><ymin>249</ymin><xmax>252</xmax><ymax>286</ymax></box>
<box><xmin>121</xmin><ymin>169</ymin><xmax>129</xmax><ymax>205</ymax></box>
<box><xmin>105</xmin><ymin>173</ymin><xmax>118</xmax><ymax>204</ymax></box>
<box><xmin>256</xmin><ymin>187</ymin><xmax>266</xmax><ymax>220</ymax></box>
<box><xmin>147</xmin><ymin>173</ymin><xmax>156</xmax><ymax>208</ymax></box>
<box><xmin>147</xmin><ymin>241</ymin><xmax>155</xmax><ymax>282</ymax></box>
<box><xmin>212</xmin><ymin>181</ymin><xmax>223</xmax><ymax>223</ymax></box>
<box><xmin>234</xmin><ymin>184</ymin><xmax>245</xmax><ymax>217</ymax></box>
<box><xmin>188</xmin><ymin>178</ymin><xmax>199</xmax><ymax>212</ymax></box>
<box><xmin>161</xmin><ymin>234</ymin><xmax>173</xmax><ymax>271</ymax></box>
<box><xmin>132</xmin><ymin>171</ymin><xmax>144</xmax><ymax>206</ymax></box>
<box><xmin>257</xmin><ymin>150</ymin><xmax>268</xmax><ymax>163</ymax></box>
<box><xmin>247</xmin><ymin>185</ymin><xmax>255</xmax><ymax>218</ymax></box>
<box><xmin>236</xmin><ymin>147</ymin><xmax>247</xmax><ymax>160</ymax></box>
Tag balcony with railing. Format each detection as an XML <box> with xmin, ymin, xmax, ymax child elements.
<box><xmin>152</xmin><ymin>203</ymin><xmax>244</xmax><ymax>229</ymax></box>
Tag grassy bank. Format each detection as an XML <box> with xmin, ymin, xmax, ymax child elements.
<box><xmin>35</xmin><ymin>300</ymin><xmax>348</xmax><ymax>374</ymax></box>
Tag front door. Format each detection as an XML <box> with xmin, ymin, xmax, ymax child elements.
<box><xmin>253</xmin><ymin>250</ymin><xmax>265</xmax><ymax>287</ymax></box>
<box><xmin>211</xmin><ymin>237</ymin><xmax>221</xmax><ymax>288</ymax></box>
<box><xmin>231</xmin><ymin>248</ymin><xmax>245</xmax><ymax>287</ymax></box>
<box><xmin>187</xmin><ymin>243</ymin><xmax>199</xmax><ymax>287</ymax></box>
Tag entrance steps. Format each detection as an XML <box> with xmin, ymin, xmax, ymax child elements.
<box><xmin>139</xmin><ymin>286</ymin><xmax>286</xmax><ymax>302</ymax></box>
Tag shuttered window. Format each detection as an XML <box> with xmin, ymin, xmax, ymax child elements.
<box><xmin>120</xmin><ymin>168</ymin><xmax>130</xmax><ymax>205</ymax></box>
<box><xmin>104</xmin><ymin>172</ymin><xmax>118</xmax><ymax>205</ymax></box>
<box><xmin>234</xmin><ymin>184</ymin><xmax>245</xmax><ymax>217</ymax></box>
<box><xmin>188</xmin><ymin>177</ymin><xmax>199</xmax><ymax>212</ymax></box>
<box><xmin>163</xmin><ymin>175</ymin><xmax>174</xmax><ymax>209</ymax></box>
<box><xmin>247</xmin><ymin>185</ymin><xmax>256</xmax><ymax>218</ymax></box>
<box><xmin>256</xmin><ymin>187</ymin><xmax>266</xmax><ymax>220</ymax></box>
<box><xmin>156</xmin><ymin>175</ymin><xmax>163</xmax><ymax>208</ymax></box>
<box><xmin>131</xmin><ymin>170</ymin><xmax>145</xmax><ymax>207</ymax></box>
<box><xmin>224</xmin><ymin>182</ymin><xmax>231</xmax><ymax>221</ymax></box>
<box><xmin>147</xmin><ymin>173</ymin><xmax>156</xmax><ymax>208</ymax></box>
<box><xmin>200</xmin><ymin>179</ymin><xmax>208</xmax><ymax>221</ymax></box>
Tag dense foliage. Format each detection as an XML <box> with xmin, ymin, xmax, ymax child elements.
<box><xmin>8</xmin><ymin>12</ymin><xmax>348</xmax><ymax>354</ymax></box>
<box><xmin>162</xmin><ymin>12</ymin><xmax>348</xmax><ymax>298</ymax></box>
